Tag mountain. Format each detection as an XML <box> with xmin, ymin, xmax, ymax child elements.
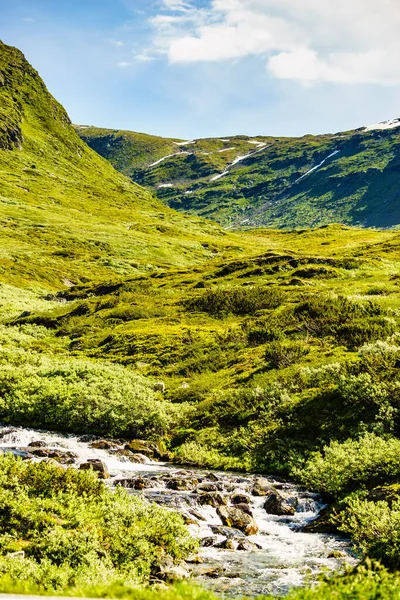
<box><xmin>76</xmin><ymin>119</ymin><xmax>400</xmax><ymax>230</ymax></box>
<box><xmin>0</xmin><ymin>41</ymin><xmax>256</xmax><ymax>289</ymax></box>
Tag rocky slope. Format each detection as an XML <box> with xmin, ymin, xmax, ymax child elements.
<box><xmin>76</xmin><ymin>119</ymin><xmax>400</xmax><ymax>230</ymax></box>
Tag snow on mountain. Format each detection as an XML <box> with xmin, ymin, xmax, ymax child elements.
<box><xmin>364</xmin><ymin>119</ymin><xmax>400</xmax><ymax>132</ymax></box>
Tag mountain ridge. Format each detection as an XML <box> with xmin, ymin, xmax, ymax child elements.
<box><xmin>76</xmin><ymin>120</ymin><xmax>400</xmax><ymax>230</ymax></box>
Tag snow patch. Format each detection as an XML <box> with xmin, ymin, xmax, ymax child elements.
<box><xmin>217</xmin><ymin>147</ymin><xmax>236</xmax><ymax>153</ymax></box>
<box><xmin>364</xmin><ymin>119</ymin><xmax>400</xmax><ymax>132</ymax></box>
<box><xmin>158</xmin><ymin>183</ymin><xmax>174</xmax><ymax>188</ymax></box>
<box><xmin>173</xmin><ymin>140</ymin><xmax>196</xmax><ymax>146</ymax></box>
<box><xmin>219</xmin><ymin>139</ymin><xmax>230</xmax><ymax>142</ymax></box>
<box><xmin>210</xmin><ymin>171</ymin><xmax>229</xmax><ymax>182</ymax></box>
<box><xmin>148</xmin><ymin>152</ymin><xmax>189</xmax><ymax>168</ymax></box>
<box><xmin>295</xmin><ymin>150</ymin><xmax>339</xmax><ymax>183</ymax></box>
<box><xmin>185</xmin><ymin>190</ymin><xmax>193</xmax><ymax>195</ymax></box>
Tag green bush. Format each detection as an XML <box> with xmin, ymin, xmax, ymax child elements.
<box><xmin>339</xmin><ymin>498</ymin><xmax>400</xmax><ymax>569</ymax></box>
<box><xmin>0</xmin><ymin>349</ymin><xmax>175</xmax><ymax>438</ymax></box>
<box><xmin>296</xmin><ymin>434</ymin><xmax>400</xmax><ymax>496</ymax></box>
<box><xmin>185</xmin><ymin>286</ymin><xmax>283</xmax><ymax>317</ymax></box>
<box><xmin>0</xmin><ymin>455</ymin><xmax>196</xmax><ymax>593</ymax></box>
<box><xmin>265</xmin><ymin>340</ymin><xmax>309</xmax><ymax>368</ymax></box>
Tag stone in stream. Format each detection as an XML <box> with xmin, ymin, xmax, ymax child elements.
<box><xmin>197</xmin><ymin>492</ymin><xmax>227</xmax><ymax>507</ymax></box>
<box><xmin>28</xmin><ymin>448</ymin><xmax>78</xmax><ymax>464</ymax></box>
<box><xmin>230</xmin><ymin>491</ymin><xmax>251</xmax><ymax>504</ymax></box>
<box><xmin>125</xmin><ymin>439</ymin><xmax>170</xmax><ymax>460</ymax></box>
<box><xmin>79</xmin><ymin>459</ymin><xmax>109</xmax><ymax>479</ymax></box>
<box><xmin>189</xmin><ymin>509</ymin><xmax>207</xmax><ymax>522</ymax></box>
<box><xmin>196</xmin><ymin>482</ymin><xmax>219</xmax><ymax>493</ymax></box>
<box><xmin>167</xmin><ymin>477</ymin><xmax>199</xmax><ymax>491</ymax></box>
<box><xmin>263</xmin><ymin>490</ymin><xmax>298</xmax><ymax>516</ymax></box>
<box><xmin>210</xmin><ymin>525</ymin><xmax>247</xmax><ymax>540</ymax></box>
<box><xmin>234</xmin><ymin>502</ymin><xmax>253</xmax><ymax>517</ymax></box>
<box><xmin>251</xmin><ymin>477</ymin><xmax>274</xmax><ymax>496</ymax></box>
<box><xmin>113</xmin><ymin>449</ymin><xmax>149</xmax><ymax>464</ymax></box>
<box><xmin>90</xmin><ymin>439</ymin><xmax>120</xmax><ymax>450</ymax></box>
<box><xmin>156</xmin><ymin>556</ymin><xmax>191</xmax><ymax>582</ymax></box>
<box><xmin>217</xmin><ymin>506</ymin><xmax>259</xmax><ymax>535</ymax></box>
<box><xmin>216</xmin><ymin>538</ymin><xmax>235</xmax><ymax>550</ymax></box>
<box><xmin>27</xmin><ymin>440</ymin><xmax>47</xmax><ymax>448</ymax></box>
<box><xmin>200</xmin><ymin>536</ymin><xmax>218</xmax><ymax>547</ymax></box>
<box><xmin>114</xmin><ymin>476</ymin><xmax>156</xmax><ymax>489</ymax></box>
<box><xmin>237</xmin><ymin>540</ymin><xmax>262</xmax><ymax>552</ymax></box>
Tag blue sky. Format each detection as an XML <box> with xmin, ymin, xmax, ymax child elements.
<box><xmin>1</xmin><ymin>0</ymin><xmax>400</xmax><ymax>139</ymax></box>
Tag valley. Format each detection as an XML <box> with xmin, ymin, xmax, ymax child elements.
<box><xmin>1</xmin><ymin>38</ymin><xmax>400</xmax><ymax>600</ymax></box>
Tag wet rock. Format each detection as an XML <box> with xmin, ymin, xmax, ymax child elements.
<box><xmin>115</xmin><ymin>476</ymin><xmax>156</xmax><ymax>490</ymax></box>
<box><xmin>79</xmin><ymin>459</ymin><xmax>109</xmax><ymax>479</ymax></box>
<box><xmin>27</xmin><ymin>440</ymin><xmax>47</xmax><ymax>448</ymax></box>
<box><xmin>237</xmin><ymin>540</ymin><xmax>261</xmax><ymax>552</ymax></box>
<box><xmin>235</xmin><ymin>503</ymin><xmax>253</xmax><ymax>517</ymax></box>
<box><xmin>252</xmin><ymin>478</ymin><xmax>274</xmax><ymax>496</ymax></box>
<box><xmin>186</xmin><ymin>555</ymin><xmax>203</xmax><ymax>564</ymax></box>
<box><xmin>263</xmin><ymin>490</ymin><xmax>297</xmax><ymax>516</ymax></box>
<box><xmin>216</xmin><ymin>538</ymin><xmax>235</xmax><ymax>550</ymax></box>
<box><xmin>167</xmin><ymin>477</ymin><xmax>198</xmax><ymax>491</ymax></box>
<box><xmin>181</xmin><ymin>512</ymin><xmax>198</xmax><ymax>525</ymax></box>
<box><xmin>189</xmin><ymin>509</ymin><xmax>207</xmax><ymax>522</ymax></box>
<box><xmin>197</xmin><ymin>483</ymin><xmax>219</xmax><ymax>493</ymax></box>
<box><xmin>125</xmin><ymin>439</ymin><xmax>170</xmax><ymax>460</ymax></box>
<box><xmin>217</xmin><ymin>506</ymin><xmax>259</xmax><ymax>535</ymax></box>
<box><xmin>205</xmin><ymin>472</ymin><xmax>221</xmax><ymax>482</ymax></box>
<box><xmin>230</xmin><ymin>492</ymin><xmax>251</xmax><ymax>505</ymax></box>
<box><xmin>197</xmin><ymin>492</ymin><xmax>227</xmax><ymax>507</ymax></box>
<box><xmin>201</xmin><ymin>567</ymin><xmax>226</xmax><ymax>578</ymax></box>
<box><xmin>210</xmin><ymin>525</ymin><xmax>246</xmax><ymax>540</ymax></box>
<box><xmin>200</xmin><ymin>536</ymin><xmax>218</xmax><ymax>547</ymax></box>
<box><xmin>156</xmin><ymin>557</ymin><xmax>190</xmax><ymax>582</ymax></box>
<box><xmin>28</xmin><ymin>448</ymin><xmax>78</xmax><ymax>464</ymax></box>
<box><xmin>90</xmin><ymin>439</ymin><xmax>120</xmax><ymax>450</ymax></box>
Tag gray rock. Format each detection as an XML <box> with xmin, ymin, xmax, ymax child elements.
<box><xmin>217</xmin><ymin>506</ymin><xmax>259</xmax><ymax>535</ymax></box>
<box><xmin>252</xmin><ymin>478</ymin><xmax>274</xmax><ymax>496</ymax></box>
<box><xmin>79</xmin><ymin>459</ymin><xmax>109</xmax><ymax>479</ymax></box>
<box><xmin>264</xmin><ymin>490</ymin><xmax>297</xmax><ymax>516</ymax></box>
<box><xmin>197</xmin><ymin>492</ymin><xmax>227</xmax><ymax>507</ymax></box>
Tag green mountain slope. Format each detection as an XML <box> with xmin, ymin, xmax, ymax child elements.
<box><xmin>76</xmin><ymin>121</ymin><xmax>400</xmax><ymax>230</ymax></box>
<box><xmin>0</xmin><ymin>41</ymin><xmax>254</xmax><ymax>289</ymax></box>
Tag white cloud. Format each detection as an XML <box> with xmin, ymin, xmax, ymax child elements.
<box><xmin>111</xmin><ymin>40</ymin><xmax>125</xmax><ymax>47</ymax></box>
<box><xmin>145</xmin><ymin>0</ymin><xmax>400</xmax><ymax>84</ymax></box>
<box><xmin>117</xmin><ymin>61</ymin><xmax>131</xmax><ymax>67</ymax></box>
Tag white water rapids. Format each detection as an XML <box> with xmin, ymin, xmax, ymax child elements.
<box><xmin>0</xmin><ymin>425</ymin><xmax>357</xmax><ymax>597</ymax></box>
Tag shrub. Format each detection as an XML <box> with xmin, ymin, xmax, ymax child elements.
<box><xmin>265</xmin><ymin>340</ymin><xmax>309</xmax><ymax>369</ymax></box>
<box><xmin>339</xmin><ymin>498</ymin><xmax>400</xmax><ymax>569</ymax></box>
<box><xmin>185</xmin><ymin>286</ymin><xmax>283</xmax><ymax>317</ymax></box>
<box><xmin>0</xmin><ymin>349</ymin><xmax>175</xmax><ymax>438</ymax></box>
<box><xmin>0</xmin><ymin>455</ymin><xmax>196</xmax><ymax>592</ymax></box>
<box><xmin>296</xmin><ymin>434</ymin><xmax>400</xmax><ymax>496</ymax></box>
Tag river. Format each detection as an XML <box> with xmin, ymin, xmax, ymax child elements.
<box><xmin>0</xmin><ymin>425</ymin><xmax>357</xmax><ymax>597</ymax></box>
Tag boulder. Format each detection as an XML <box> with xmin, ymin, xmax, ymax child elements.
<box><xmin>197</xmin><ymin>483</ymin><xmax>219</xmax><ymax>493</ymax></box>
<box><xmin>79</xmin><ymin>459</ymin><xmax>109</xmax><ymax>479</ymax></box>
<box><xmin>217</xmin><ymin>506</ymin><xmax>258</xmax><ymax>535</ymax></box>
<box><xmin>153</xmin><ymin>381</ymin><xmax>166</xmax><ymax>393</ymax></box>
<box><xmin>200</xmin><ymin>536</ymin><xmax>218</xmax><ymax>547</ymax></box>
<box><xmin>216</xmin><ymin>538</ymin><xmax>235</xmax><ymax>550</ymax></box>
<box><xmin>263</xmin><ymin>490</ymin><xmax>297</xmax><ymax>516</ymax></box>
<box><xmin>167</xmin><ymin>477</ymin><xmax>198</xmax><ymax>491</ymax></box>
<box><xmin>235</xmin><ymin>503</ymin><xmax>253</xmax><ymax>517</ymax></box>
<box><xmin>237</xmin><ymin>540</ymin><xmax>261</xmax><ymax>552</ymax></box>
<box><xmin>252</xmin><ymin>478</ymin><xmax>274</xmax><ymax>496</ymax></box>
<box><xmin>27</xmin><ymin>440</ymin><xmax>47</xmax><ymax>448</ymax></box>
<box><xmin>90</xmin><ymin>439</ymin><xmax>120</xmax><ymax>450</ymax></box>
<box><xmin>125</xmin><ymin>439</ymin><xmax>169</xmax><ymax>460</ymax></box>
<box><xmin>230</xmin><ymin>492</ymin><xmax>251</xmax><ymax>505</ymax></box>
<box><xmin>197</xmin><ymin>492</ymin><xmax>227</xmax><ymax>507</ymax></box>
<box><xmin>156</xmin><ymin>556</ymin><xmax>190</xmax><ymax>582</ymax></box>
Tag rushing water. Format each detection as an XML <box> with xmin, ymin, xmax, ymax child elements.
<box><xmin>0</xmin><ymin>425</ymin><xmax>357</xmax><ymax>597</ymax></box>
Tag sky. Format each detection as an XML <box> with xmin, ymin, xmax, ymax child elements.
<box><xmin>1</xmin><ymin>0</ymin><xmax>400</xmax><ymax>139</ymax></box>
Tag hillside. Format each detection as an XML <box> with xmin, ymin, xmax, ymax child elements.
<box><xmin>2</xmin><ymin>39</ymin><xmax>400</xmax><ymax>600</ymax></box>
<box><xmin>0</xmin><ymin>41</ymin><xmax>259</xmax><ymax>289</ymax></box>
<box><xmin>76</xmin><ymin>120</ymin><xmax>400</xmax><ymax>230</ymax></box>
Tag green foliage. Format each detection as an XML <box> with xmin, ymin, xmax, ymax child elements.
<box><xmin>297</xmin><ymin>434</ymin><xmax>400</xmax><ymax>496</ymax></box>
<box><xmin>185</xmin><ymin>286</ymin><xmax>283</xmax><ymax>317</ymax></box>
<box><xmin>0</xmin><ymin>349</ymin><xmax>174</xmax><ymax>438</ymax></box>
<box><xmin>0</xmin><ymin>455</ymin><xmax>196</xmax><ymax>592</ymax></box>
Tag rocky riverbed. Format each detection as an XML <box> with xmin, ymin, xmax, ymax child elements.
<box><xmin>0</xmin><ymin>425</ymin><xmax>357</xmax><ymax>597</ymax></box>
